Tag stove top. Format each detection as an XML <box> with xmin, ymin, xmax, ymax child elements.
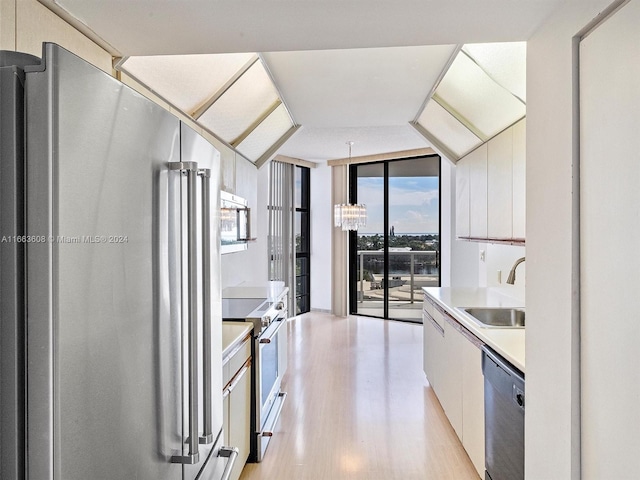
<box><xmin>222</xmin><ymin>285</ymin><xmax>289</xmax><ymax>335</ymax></box>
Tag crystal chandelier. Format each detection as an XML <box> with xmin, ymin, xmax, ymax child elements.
<box><xmin>334</xmin><ymin>141</ymin><xmax>367</xmax><ymax>231</ymax></box>
<box><xmin>334</xmin><ymin>203</ymin><xmax>367</xmax><ymax>231</ymax></box>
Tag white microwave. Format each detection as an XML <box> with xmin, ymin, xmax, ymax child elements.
<box><xmin>220</xmin><ymin>191</ymin><xmax>251</xmax><ymax>254</ymax></box>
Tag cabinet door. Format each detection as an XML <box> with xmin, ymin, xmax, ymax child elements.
<box><xmin>487</xmin><ymin>128</ymin><xmax>513</xmax><ymax>238</ymax></box>
<box><xmin>512</xmin><ymin>119</ymin><xmax>526</xmax><ymax>239</ymax></box>
<box><xmin>228</xmin><ymin>364</ymin><xmax>251</xmax><ymax>480</ymax></box>
<box><xmin>456</xmin><ymin>157</ymin><xmax>471</xmax><ymax>238</ymax></box>
<box><xmin>222</xmin><ymin>391</ymin><xmax>230</xmax><ymax>447</ymax></box>
<box><xmin>423</xmin><ymin>305</ymin><xmax>442</xmax><ymax>390</ymax></box>
<box><xmin>468</xmin><ymin>144</ymin><xmax>488</xmax><ymax>238</ymax></box>
<box><xmin>462</xmin><ymin>339</ymin><xmax>485</xmax><ymax>477</ymax></box>
<box><xmin>441</xmin><ymin>320</ymin><xmax>464</xmax><ymax>440</ymax></box>
<box><xmin>423</xmin><ymin>302</ymin><xmax>445</xmax><ymax>392</ymax></box>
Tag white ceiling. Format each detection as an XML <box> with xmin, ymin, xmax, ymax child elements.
<box><xmin>45</xmin><ymin>0</ymin><xmax>560</xmax><ymax>162</ymax></box>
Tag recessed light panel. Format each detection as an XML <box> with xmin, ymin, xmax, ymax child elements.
<box><xmin>236</xmin><ymin>104</ymin><xmax>294</xmax><ymax>162</ymax></box>
<box><xmin>463</xmin><ymin>42</ymin><xmax>526</xmax><ymax>102</ymax></box>
<box><xmin>198</xmin><ymin>61</ymin><xmax>281</xmax><ymax>144</ymax></box>
<box><xmin>417</xmin><ymin>100</ymin><xmax>482</xmax><ymax>158</ymax></box>
<box><xmin>120</xmin><ymin>53</ymin><xmax>255</xmax><ymax>113</ymax></box>
<box><xmin>434</xmin><ymin>51</ymin><xmax>525</xmax><ymax>140</ymax></box>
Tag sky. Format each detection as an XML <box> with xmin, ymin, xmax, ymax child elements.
<box><xmin>357</xmin><ymin>175</ymin><xmax>439</xmax><ymax>234</ymax></box>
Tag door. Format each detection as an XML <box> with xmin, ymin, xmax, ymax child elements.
<box><xmin>25</xmin><ymin>43</ymin><xmax>199</xmax><ymax>479</ymax></box>
<box><xmin>580</xmin><ymin>3</ymin><xmax>640</xmax><ymax>478</ymax></box>
<box><xmin>350</xmin><ymin>156</ymin><xmax>441</xmax><ymax>322</ymax></box>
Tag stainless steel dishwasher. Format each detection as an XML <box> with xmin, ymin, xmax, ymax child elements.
<box><xmin>482</xmin><ymin>346</ymin><xmax>525</xmax><ymax>480</ymax></box>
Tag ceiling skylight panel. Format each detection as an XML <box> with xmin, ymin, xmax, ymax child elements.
<box><xmin>119</xmin><ymin>53</ymin><xmax>255</xmax><ymax>113</ymax></box>
<box><xmin>236</xmin><ymin>104</ymin><xmax>293</xmax><ymax>162</ymax></box>
<box><xmin>198</xmin><ymin>61</ymin><xmax>281</xmax><ymax>144</ymax></box>
<box><xmin>417</xmin><ymin>100</ymin><xmax>482</xmax><ymax>158</ymax></box>
<box><xmin>463</xmin><ymin>42</ymin><xmax>526</xmax><ymax>102</ymax></box>
<box><xmin>435</xmin><ymin>52</ymin><xmax>525</xmax><ymax>139</ymax></box>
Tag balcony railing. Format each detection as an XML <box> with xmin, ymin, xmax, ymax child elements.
<box><xmin>356</xmin><ymin>250</ymin><xmax>439</xmax><ymax>304</ymax></box>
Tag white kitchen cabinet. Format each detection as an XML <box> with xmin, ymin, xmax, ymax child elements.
<box><xmin>512</xmin><ymin>119</ymin><xmax>526</xmax><ymax>239</ymax></box>
<box><xmin>456</xmin><ymin>155</ymin><xmax>471</xmax><ymax>238</ymax></box>
<box><xmin>223</xmin><ymin>336</ymin><xmax>252</xmax><ymax>480</ymax></box>
<box><xmin>455</xmin><ymin>119</ymin><xmax>525</xmax><ymax>242</ymax></box>
<box><xmin>468</xmin><ymin>144</ymin><xmax>488</xmax><ymax>239</ymax></box>
<box><xmin>423</xmin><ymin>301</ymin><xmax>444</xmax><ymax>392</ymax></box>
<box><xmin>423</xmin><ymin>297</ymin><xmax>486</xmax><ymax>478</ymax></box>
<box><xmin>487</xmin><ymin>127</ymin><xmax>513</xmax><ymax>238</ymax></box>
<box><xmin>461</xmin><ymin>334</ymin><xmax>485</xmax><ymax>477</ymax></box>
<box><xmin>441</xmin><ymin>319</ymin><xmax>465</xmax><ymax>440</ymax></box>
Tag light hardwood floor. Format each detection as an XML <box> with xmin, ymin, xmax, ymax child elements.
<box><xmin>240</xmin><ymin>312</ymin><xmax>479</xmax><ymax>480</ymax></box>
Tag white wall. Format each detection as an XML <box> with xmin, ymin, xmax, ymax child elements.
<box><xmin>220</xmin><ymin>157</ymin><xmax>268</xmax><ymax>288</ymax></box>
<box><xmin>310</xmin><ymin>163</ymin><xmax>332</xmax><ymax>311</ymax></box>
<box><xmin>0</xmin><ymin>0</ymin><xmax>111</xmax><ymax>70</ymax></box>
<box><xmin>526</xmin><ymin>2</ymin><xmax>611</xmax><ymax>479</ymax></box>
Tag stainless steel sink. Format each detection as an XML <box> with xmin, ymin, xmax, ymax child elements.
<box><xmin>461</xmin><ymin>307</ymin><xmax>525</xmax><ymax>328</ymax></box>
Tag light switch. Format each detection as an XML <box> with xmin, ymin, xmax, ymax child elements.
<box><xmin>480</xmin><ymin>250</ymin><xmax>486</xmax><ymax>262</ymax></box>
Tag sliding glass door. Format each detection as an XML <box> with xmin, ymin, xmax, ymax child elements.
<box><xmin>350</xmin><ymin>155</ymin><xmax>440</xmax><ymax>322</ymax></box>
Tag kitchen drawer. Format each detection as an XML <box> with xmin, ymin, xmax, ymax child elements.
<box><xmin>224</xmin><ymin>336</ymin><xmax>252</xmax><ymax>387</ymax></box>
<box><xmin>423</xmin><ymin>298</ymin><xmax>434</xmax><ymax>318</ymax></box>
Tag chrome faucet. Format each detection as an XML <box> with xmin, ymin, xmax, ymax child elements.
<box><xmin>506</xmin><ymin>257</ymin><xmax>526</xmax><ymax>285</ymax></box>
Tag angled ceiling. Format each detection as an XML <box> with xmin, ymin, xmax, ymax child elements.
<box><xmin>261</xmin><ymin>46</ymin><xmax>457</xmax><ymax>128</ymax></box>
<box><xmin>42</xmin><ymin>0</ymin><xmax>547</xmax><ymax>163</ymax></box>
<box><xmin>48</xmin><ymin>0</ymin><xmax>563</xmax><ymax>55</ymax></box>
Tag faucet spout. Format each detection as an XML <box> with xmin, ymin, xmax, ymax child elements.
<box><xmin>506</xmin><ymin>257</ymin><xmax>525</xmax><ymax>285</ymax></box>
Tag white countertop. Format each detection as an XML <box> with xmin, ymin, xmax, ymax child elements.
<box><xmin>222</xmin><ymin>322</ymin><xmax>253</xmax><ymax>363</ymax></box>
<box><xmin>423</xmin><ymin>287</ymin><xmax>525</xmax><ymax>373</ymax></box>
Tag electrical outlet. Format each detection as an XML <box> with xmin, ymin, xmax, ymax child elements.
<box><xmin>480</xmin><ymin>250</ymin><xmax>486</xmax><ymax>262</ymax></box>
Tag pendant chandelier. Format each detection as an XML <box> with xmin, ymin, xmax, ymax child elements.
<box><xmin>334</xmin><ymin>141</ymin><xmax>367</xmax><ymax>231</ymax></box>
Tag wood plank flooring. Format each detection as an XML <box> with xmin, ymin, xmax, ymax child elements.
<box><xmin>240</xmin><ymin>312</ymin><xmax>479</xmax><ymax>480</ymax></box>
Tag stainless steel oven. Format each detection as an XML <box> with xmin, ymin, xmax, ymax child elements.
<box><xmin>221</xmin><ymin>285</ymin><xmax>288</xmax><ymax>462</ymax></box>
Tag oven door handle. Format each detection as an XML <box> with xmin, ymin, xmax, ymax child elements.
<box><xmin>258</xmin><ymin>317</ymin><xmax>286</xmax><ymax>344</ymax></box>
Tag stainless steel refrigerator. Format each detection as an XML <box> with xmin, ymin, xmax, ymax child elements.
<box><xmin>0</xmin><ymin>43</ymin><xmax>237</xmax><ymax>480</ymax></box>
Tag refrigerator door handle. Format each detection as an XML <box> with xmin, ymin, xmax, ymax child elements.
<box><xmin>198</xmin><ymin>168</ymin><xmax>214</xmax><ymax>445</ymax></box>
<box><xmin>219</xmin><ymin>447</ymin><xmax>240</xmax><ymax>480</ymax></box>
<box><xmin>169</xmin><ymin>161</ymin><xmax>201</xmax><ymax>465</ymax></box>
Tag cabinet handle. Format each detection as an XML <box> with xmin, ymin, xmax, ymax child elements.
<box><xmin>258</xmin><ymin>317</ymin><xmax>285</xmax><ymax>343</ymax></box>
<box><xmin>227</xmin><ymin>363</ymin><xmax>250</xmax><ymax>394</ymax></box>
<box><xmin>424</xmin><ymin>310</ymin><xmax>444</xmax><ymax>336</ymax></box>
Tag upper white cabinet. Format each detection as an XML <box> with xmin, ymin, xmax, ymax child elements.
<box><xmin>487</xmin><ymin>127</ymin><xmax>513</xmax><ymax>238</ymax></box>
<box><xmin>455</xmin><ymin>156</ymin><xmax>471</xmax><ymax>238</ymax></box>
<box><xmin>512</xmin><ymin>119</ymin><xmax>526</xmax><ymax>239</ymax></box>
<box><xmin>456</xmin><ymin>118</ymin><xmax>525</xmax><ymax>243</ymax></box>
<box><xmin>469</xmin><ymin>144</ymin><xmax>489</xmax><ymax>239</ymax></box>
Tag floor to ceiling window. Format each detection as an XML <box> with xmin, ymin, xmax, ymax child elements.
<box><xmin>349</xmin><ymin>155</ymin><xmax>440</xmax><ymax>322</ymax></box>
<box><xmin>294</xmin><ymin>165</ymin><xmax>311</xmax><ymax>314</ymax></box>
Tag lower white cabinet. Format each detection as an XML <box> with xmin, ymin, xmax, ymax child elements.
<box><xmin>423</xmin><ymin>301</ymin><xmax>444</xmax><ymax>393</ymax></box>
<box><xmin>461</xmin><ymin>333</ymin><xmax>485</xmax><ymax>477</ymax></box>
<box><xmin>440</xmin><ymin>320</ymin><xmax>465</xmax><ymax>440</ymax></box>
<box><xmin>223</xmin><ymin>338</ymin><xmax>252</xmax><ymax>480</ymax></box>
<box><xmin>423</xmin><ymin>299</ymin><xmax>485</xmax><ymax>478</ymax></box>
